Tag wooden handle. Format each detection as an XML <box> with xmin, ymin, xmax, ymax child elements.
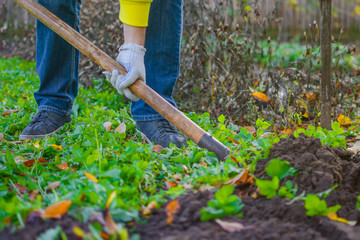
<box><xmin>13</xmin><ymin>0</ymin><xmax>230</xmax><ymax>160</ymax></box>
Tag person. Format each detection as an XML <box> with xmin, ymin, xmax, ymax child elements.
<box><xmin>20</xmin><ymin>0</ymin><xmax>187</xmax><ymax>148</ymax></box>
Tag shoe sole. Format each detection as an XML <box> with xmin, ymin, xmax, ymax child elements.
<box><xmin>19</xmin><ymin>125</ymin><xmax>64</xmax><ymax>141</ymax></box>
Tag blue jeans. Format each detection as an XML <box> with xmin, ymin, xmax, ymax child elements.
<box><xmin>35</xmin><ymin>0</ymin><xmax>183</xmax><ymax>121</ymax></box>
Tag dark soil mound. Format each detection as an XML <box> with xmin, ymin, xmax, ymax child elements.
<box><xmin>135</xmin><ymin>134</ymin><xmax>360</xmax><ymax>240</ymax></box>
<box><xmin>0</xmin><ymin>214</ymin><xmax>88</xmax><ymax>240</ymax></box>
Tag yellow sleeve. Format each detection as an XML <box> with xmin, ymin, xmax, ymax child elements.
<box><xmin>119</xmin><ymin>0</ymin><xmax>152</xmax><ymax>27</ymax></box>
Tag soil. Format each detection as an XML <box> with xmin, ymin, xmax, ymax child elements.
<box><xmin>134</xmin><ymin>134</ymin><xmax>360</xmax><ymax>240</ymax></box>
<box><xmin>2</xmin><ymin>134</ymin><xmax>360</xmax><ymax>239</ymax></box>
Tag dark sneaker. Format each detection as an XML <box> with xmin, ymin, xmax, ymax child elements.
<box><xmin>136</xmin><ymin>119</ymin><xmax>188</xmax><ymax>148</ymax></box>
<box><xmin>20</xmin><ymin>111</ymin><xmax>71</xmax><ymax>140</ymax></box>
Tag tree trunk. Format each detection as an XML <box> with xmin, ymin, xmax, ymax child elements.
<box><xmin>320</xmin><ymin>0</ymin><xmax>332</xmax><ymax>130</ymax></box>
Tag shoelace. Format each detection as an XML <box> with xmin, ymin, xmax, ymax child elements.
<box><xmin>29</xmin><ymin>112</ymin><xmax>53</xmax><ymax>126</ymax></box>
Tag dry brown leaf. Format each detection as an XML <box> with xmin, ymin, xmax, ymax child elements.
<box><xmin>105</xmin><ymin>209</ymin><xmax>118</xmax><ymax>234</ymax></box>
<box><xmin>2</xmin><ymin>109</ymin><xmax>19</xmax><ymax>116</ymax></box>
<box><xmin>143</xmin><ymin>201</ymin><xmax>157</xmax><ymax>216</ymax></box>
<box><xmin>29</xmin><ymin>190</ymin><xmax>40</xmax><ymax>201</ymax></box>
<box><xmin>164</xmin><ymin>180</ymin><xmax>177</xmax><ymax>189</ymax></box>
<box><xmin>103</xmin><ymin>122</ymin><xmax>112</xmax><ymax>132</ymax></box>
<box><xmin>41</xmin><ymin>200</ymin><xmax>72</xmax><ymax>219</ymax></box>
<box><xmin>9</xmin><ymin>183</ymin><xmax>28</xmax><ymax>194</ymax></box>
<box><xmin>152</xmin><ymin>144</ymin><xmax>164</xmax><ymax>153</ymax></box>
<box><xmin>165</xmin><ymin>200</ymin><xmax>180</xmax><ymax>224</ymax></box>
<box><xmin>48</xmin><ymin>181</ymin><xmax>61</xmax><ymax>191</ymax></box>
<box><xmin>114</xmin><ymin>122</ymin><xmax>126</xmax><ymax>134</ymax></box>
<box><xmin>0</xmin><ymin>132</ymin><xmax>23</xmax><ymax>144</ymax></box>
<box><xmin>171</xmin><ymin>174</ymin><xmax>182</xmax><ymax>181</ymax></box>
<box><xmin>24</xmin><ymin>158</ymin><xmax>48</xmax><ymax>167</ymax></box>
<box><xmin>182</xmin><ymin>164</ymin><xmax>189</xmax><ymax>173</ymax></box>
<box><xmin>57</xmin><ymin>162</ymin><xmax>69</xmax><ymax>170</ymax></box>
<box><xmin>252</xmin><ymin>92</ymin><xmax>268</xmax><ymax>103</ymax></box>
<box><xmin>85</xmin><ymin>172</ymin><xmax>98</xmax><ymax>182</ymax></box>
<box><xmin>215</xmin><ymin>219</ymin><xmax>254</xmax><ymax>232</ymax></box>
<box><xmin>223</xmin><ymin>169</ymin><xmax>249</xmax><ymax>186</ymax></box>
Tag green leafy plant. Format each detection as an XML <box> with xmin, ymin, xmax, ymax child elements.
<box><xmin>200</xmin><ymin>185</ymin><xmax>243</xmax><ymax>221</ymax></box>
<box><xmin>255</xmin><ymin>177</ymin><xmax>279</xmax><ymax>199</ymax></box>
<box><xmin>356</xmin><ymin>195</ymin><xmax>360</xmax><ymax>211</ymax></box>
<box><xmin>278</xmin><ymin>181</ymin><xmax>298</xmax><ymax>199</ymax></box>
<box><xmin>304</xmin><ymin>194</ymin><xmax>341</xmax><ymax>217</ymax></box>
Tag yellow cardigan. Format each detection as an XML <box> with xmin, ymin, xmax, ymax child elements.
<box><xmin>119</xmin><ymin>0</ymin><xmax>152</xmax><ymax>27</ymax></box>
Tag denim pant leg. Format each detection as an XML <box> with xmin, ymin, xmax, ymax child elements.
<box><xmin>131</xmin><ymin>0</ymin><xmax>184</xmax><ymax>121</ymax></box>
<box><xmin>34</xmin><ymin>0</ymin><xmax>81</xmax><ymax>116</ymax></box>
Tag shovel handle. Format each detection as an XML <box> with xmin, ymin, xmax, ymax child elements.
<box><xmin>13</xmin><ymin>0</ymin><xmax>230</xmax><ymax>160</ymax></box>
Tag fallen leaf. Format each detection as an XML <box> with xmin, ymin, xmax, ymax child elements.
<box><xmin>114</xmin><ymin>122</ymin><xmax>126</xmax><ymax>134</ymax></box>
<box><xmin>152</xmin><ymin>144</ymin><xmax>164</xmax><ymax>153</ymax></box>
<box><xmin>143</xmin><ymin>201</ymin><xmax>157</xmax><ymax>216</ymax></box>
<box><xmin>252</xmin><ymin>92</ymin><xmax>268</xmax><ymax>103</ymax></box>
<box><xmin>164</xmin><ymin>180</ymin><xmax>177</xmax><ymax>189</ymax></box>
<box><xmin>29</xmin><ymin>190</ymin><xmax>40</xmax><ymax>201</ymax></box>
<box><xmin>9</xmin><ymin>183</ymin><xmax>28</xmax><ymax>194</ymax></box>
<box><xmin>106</xmin><ymin>191</ymin><xmax>116</xmax><ymax>208</ymax></box>
<box><xmin>51</xmin><ymin>144</ymin><xmax>63</xmax><ymax>150</ymax></box>
<box><xmin>355</xmin><ymin>6</ymin><xmax>360</xmax><ymax>16</ymax></box>
<box><xmin>282</xmin><ymin>128</ymin><xmax>292</xmax><ymax>135</ymax></box>
<box><xmin>100</xmin><ymin>232</ymin><xmax>110</xmax><ymax>240</ymax></box>
<box><xmin>165</xmin><ymin>200</ymin><xmax>180</xmax><ymax>224</ymax></box>
<box><xmin>73</xmin><ymin>227</ymin><xmax>86</xmax><ymax>238</ymax></box>
<box><xmin>41</xmin><ymin>200</ymin><xmax>72</xmax><ymax>219</ymax></box>
<box><xmin>337</xmin><ymin>114</ymin><xmax>351</xmax><ymax>126</ymax></box>
<box><xmin>0</xmin><ymin>132</ymin><xmax>23</xmax><ymax>144</ymax></box>
<box><xmin>243</xmin><ymin>126</ymin><xmax>256</xmax><ymax>135</ymax></box>
<box><xmin>105</xmin><ymin>209</ymin><xmax>118</xmax><ymax>234</ymax></box>
<box><xmin>223</xmin><ymin>169</ymin><xmax>251</xmax><ymax>186</ymax></box>
<box><xmin>48</xmin><ymin>181</ymin><xmax>60</xmax><ymax>191</ymax></box>
<box><xmin>103</xmin><ymin>122</ymin><xmax>112</xmax><ymax>132</ymax></box>
<box><xmin>85</xmin><ymin>172</ymin><xmax>98</xmax><ymax>183</ymax></box>
<box><xmin>215</xmin><ymin>219</ymin><xmax>255</xmax><ymax>232</ymax></box>
<box><xmin>24</xmin><ymin>158</ymin><xmax>48</xmax><ymax>167</ymax></box>
<box><xmin>171</xmin><ymin>174</ymin><xmax>182</xmax><ymax>181</ymax></box>
<box><xmin>227</xmin><ymin>137</ymin><xmax>240</xmax><ymax>144</ymax></box>
<box><xmin>2</xmin><ymin>109</ymin><xmax>19</xmax><ymax>116</ymax></box>
<box><xmin>34</xmin><ymin>141</ymin><xmax>40</xmax><ymax>149</ymax></box>
<box><xmin>182</xmin><ymin>164</ymin><xmax>189</xmax><ymax>173</ymax></box>
<box><xmin>14</xmin><ymin>156</ymin><xmax>26</xmax><ymax>164</ymax></box>
<box><xmin>327</xmin><ymin>211</ymin><xmax>356</xmax><ymax>226</ymax></box>
<box><xmin>56</xmin><ymin>162</ymin><xmax>69</xmax><ymax>170</ymax></box>
<box><xmin>89</xmin><ymin>211</ymin><xmax>106</xmax><ymax>226</ymax></box>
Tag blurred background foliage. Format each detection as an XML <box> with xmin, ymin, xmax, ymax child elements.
<box><xmin>1</xmin><ymin>0</ymin><xmax>360</xmax><ymax>130</ymax></box>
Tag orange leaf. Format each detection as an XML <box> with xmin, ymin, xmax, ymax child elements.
<box><xmin>143</xmin><ymin>201</ymin><xmax>158</xmax><ymax>216</ymax></box>
<box><xmin>2</xmin><ymin>109</ymin><xmax>19</xmax><ymax>116</ymax></box>
<box><xmin>57</xmin><ymin>162</ymin><xmax>69</xmax><ymax>170</ymax></box>
<box><xmin>252</xmin><ymin>92</ymin><xmax>268</xmax><ymax>103</ymax></box>
<box><xmin>223</xmin><ymin>169</ymin><xmax>249</xmax><ymax>186</ymax></box>
<box><xmin>164</xmin><ymin>180</ymin><xmax>177</xmax><ymax>189</ymax></box>
<box><xmin>327</xmin><ymin>211</ymin><xmax>356</xmax><ymax>226</ymax></box>
<box><xmin>85</xmin><ymin>172</ymin><xmax>98</xmax><ymax>182</ymax></box>
<box><xmin>34</xmin><ymin>141</ymin><xmax>40</xmax><ymax>149</ymax></box>
<box><xmin>41</xmin><ymin>200</ymin><xmax>72</xmax><ymax>219</ymax></box>
<box><xmin>24</xmin><ymin>158</ymin><xmax>47</xmax><ymax>167</ymax></box>
<box><xmin>165</xmin><ymin>200</ymin><xmax>180</xmax><ymax>224</ymax></box>
<box><xmin>227</xmin><ymin>137</ymin><xmax>240</xmax><ymax>144</ymax></box>
<box><xmin>51</xmin><ymin>144</ymin><xmax>63</xmax><ymax>150</ymax></box>
<box><xmin>282</xmin><ymin>128</ymin><xmax>292</xmax><ymax>135</ymax></box>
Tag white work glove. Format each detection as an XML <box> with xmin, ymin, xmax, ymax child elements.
<box><xmin>103</xmin><ymin>43</ymin><xmax>146</xmax><ymax>101</ymax></box>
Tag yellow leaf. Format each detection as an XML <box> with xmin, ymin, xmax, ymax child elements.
<box><xmin>165</xmin><ymin>200</ymin><xmax>180</xmax><ymax>224</ymax></box>
<box><xmin>85</xmin><ymin>172</ymin><xmax>98</xmax><ymax>182</ymax></box>
<box><xmin>106</xmin><ymin>191</ymin><xmax>116</xmax><ymax>208</ymax></box>
<box><xmin>51</xmin><ymin>144</ymin><xmax>63</xmax><ymax>150</ymax></box>
<box><xmin>337</xmin><ymin>114</ymin><xmax>351</xmax><ymax>126</ymax></box>
<box><xmin>327</xmin><ymin>211</ymin><xmax>356</xmax><ymax>225</ymax></box>
<box><xmin>34</xmin><ymin>141</ymin><xmax>40</xmax><ymax>149</ymax></box>
<box><xmin>252</xmin><ymin>92</ymin><xmax>268</xmax><ymax>103</ymax></box>
<box><xmin>355</xmin><ymin>6</ymin><xmax>360</xmax><ymax>16</ymax></box>
<box><xmin>143</xmin><ymin>201</ymin><xmax>158</xmax><ymax>216</ymax></box>
<box><xmin>73</xmin><ymin>227</ymin><xmax>86</xmax><ymax>237</ymax></box>
<box><xmin>41</xmin><ymin>200</ymin><xmax>72</xmax><ymax>219</ymax></box>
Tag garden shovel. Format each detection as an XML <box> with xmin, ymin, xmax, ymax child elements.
<box><xmin>13</xmin><ymin>0</ymin><xmax>230</xmax><ymax>161</ymax></box>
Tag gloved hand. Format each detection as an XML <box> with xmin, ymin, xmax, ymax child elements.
<box><xmin>103</xmin><ymin>43</ymin><xmax>146</xmax><ymax>101</ymax></box>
